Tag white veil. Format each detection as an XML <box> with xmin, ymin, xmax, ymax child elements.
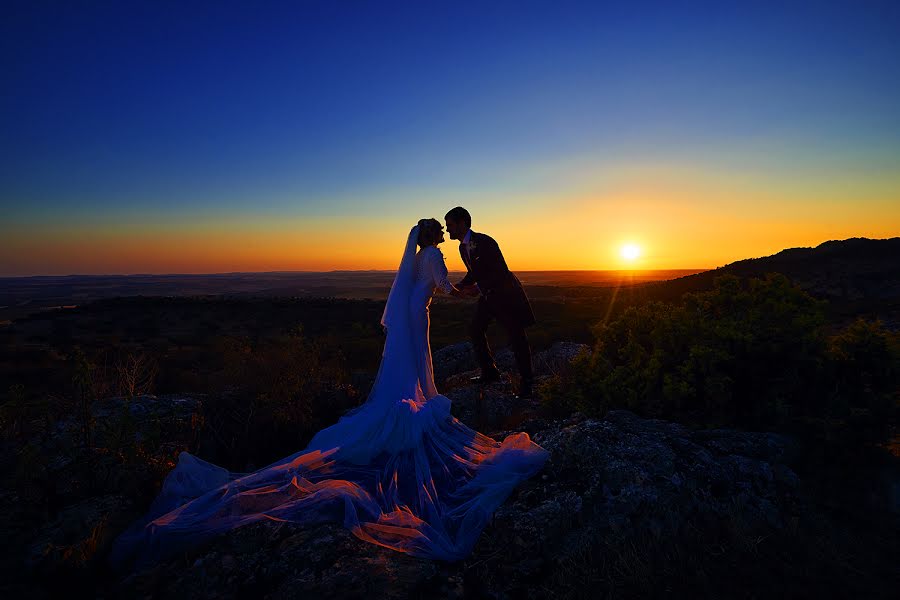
<box><xmin>297</xmin><ymin>224</ymin><xmax>424</xmax><ymax>462</ymax></box>
<box><xmin>381</xmin><ymin>225</ymin><xmax>419</xmax><ymax>331</ymax></box>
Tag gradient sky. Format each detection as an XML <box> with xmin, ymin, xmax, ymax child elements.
<box><xmin>2</xmin><ymin>0</ymin><xmax>899</xmax><ymax>276</ymax></box>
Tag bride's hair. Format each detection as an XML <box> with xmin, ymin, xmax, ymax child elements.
<box><xmin>417</xmin><ymin>218</ymin><xmax>442</xmax><ymax>248</ymax></box>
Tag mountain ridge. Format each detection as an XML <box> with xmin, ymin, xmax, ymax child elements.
<box><xmin>658</xmin><ymin>236</ymin><xmax>900</xmax><ymax>302</ymax></box>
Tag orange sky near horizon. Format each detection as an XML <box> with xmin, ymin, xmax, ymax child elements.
<box><xmin>4</xmin><ymin>221</ymin><xmax>897</xmax><ymax>276</ymax></box>
<box><xmin>4</xmin><ymin>166</ymin><xmax>898</xmax><ymax>277</ymax></box>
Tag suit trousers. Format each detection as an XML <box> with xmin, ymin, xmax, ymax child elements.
<box><xmin>469</xmin><ymin>294</ymin><xmax>533</xmax><ymax>383</ymax></box>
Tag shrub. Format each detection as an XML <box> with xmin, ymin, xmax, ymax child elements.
<box><xmin>542</xmin><ymin>274</ymin><xmax>834</xmax><ymax>429</ymax></box>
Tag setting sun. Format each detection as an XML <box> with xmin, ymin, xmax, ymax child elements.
<box><xmin>620</xmin><ymin>244</ymin><xmax>641</xmax><ymax>261</ymax></box>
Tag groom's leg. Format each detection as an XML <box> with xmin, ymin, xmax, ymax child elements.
<box><xmin>470</xmin><ymin>297</ymin><xmax>500</xmax><ymax>378</ymax></box>
<box><xmin>498</xmin><ymin>312</ymin><xmax>533</xmax><ymax>386</ymax></box>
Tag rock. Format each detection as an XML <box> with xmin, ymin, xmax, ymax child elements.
<box><xmin>494</xmin><ymin>347</ymin><xmax>517</xmax><ymax>371</ymax></box>
<box><xmin>3</xmin><ymin>394</ymin><xmax>204</xmax><ymax>593</ymax></box>
<box><xmin>115</xmin><ymin>407</ymin><xmax>803</xmax><ymax>599</ymax></box>
<box><xmin>533</xmin><ymin>342</ymin><xmax>591</xmax><ymax>377</ymax></box>
<box><xmin>121</xmin><ymin>521</ymin><xmax>447</xmax><ymax>599</ymax></box>
<box><xmin>432</xmin><ymin>342</ymin><xmax>477</xmax><ymax>383</ymax></box>
<box><xmin>690</xmin><ymin>427</ymin><xmax>800</xmax><ymax>463</ymax></box>
<box><xmin>460</xmin><ymin>409</ymin><xmax>803</xmax><ymax>594</ymax></box>
<box><xmin>26</xmin><ymin>494</ymin><xmax>132</xmax><ymax>573</ymax></box>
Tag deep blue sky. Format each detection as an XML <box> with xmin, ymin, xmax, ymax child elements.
<box><xmin>1</xmin><ymin>1</ymin><xmax>898</xmax><ymax>274</ymax></box>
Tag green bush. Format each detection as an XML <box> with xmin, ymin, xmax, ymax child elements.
<box><xmin>540</xmin><ymin>273</ymin><xmax>898</xmax><ymax>444</ymax></box>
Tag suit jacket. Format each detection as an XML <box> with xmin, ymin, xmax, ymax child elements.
<box><xmin>458</xmin><ymin>231</ymin><xmax>536</xmax><ymax>327</ymax></box>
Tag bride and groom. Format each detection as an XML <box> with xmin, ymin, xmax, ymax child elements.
<box><xmin>111</xmin><ymin>206</ymin><xmax>549</xmax><ymax>570</ymax></box>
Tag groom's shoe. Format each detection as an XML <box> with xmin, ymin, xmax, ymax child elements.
<box><xmin>470</xmin><ymin>370</ymin><xmax>502</xmax><ymax>385</ymax></box>
<box><xmin>515</xmin><ymin>380</ymin><xmax>534</xmax><ymax>400</ymax></box>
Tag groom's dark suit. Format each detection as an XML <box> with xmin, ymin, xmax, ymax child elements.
<box><xmin>457</xmin><ymin>231</ymin><xmax>535</xmax><ymax>385</ymax></box>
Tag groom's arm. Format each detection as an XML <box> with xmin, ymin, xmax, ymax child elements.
<box><xmin>456</xmin><ymin>271</ymin><xmax>479</xmax><ymax>298</ymax></box>
<box><xmin>457</xmin><ymin>269</ymin><xmax>475</xmax><ymax>288</ymax></box>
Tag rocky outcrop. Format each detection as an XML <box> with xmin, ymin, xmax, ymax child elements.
<box><xmin>2</xmin><ymin>394</ymin><xmax>203</xmax><ymax>591</ymax></box>
<box><xmin>117</xmin><ymin>406</ymin><xmax>803</xmax><ymax>598</ymax></box>
<box><xmin>118</xmin><ymin>520</ymin><xmax>462</xmax><ymax>599</ymax></box>
<box><xmin>432</xmin><ymin>342</ymin><xmax>478</xmax><ymax>384</ymax></box>
<box><xmin>474</xmin><ymin>410</ymin><xmax>803</xmax><ymax>594</ymax></box>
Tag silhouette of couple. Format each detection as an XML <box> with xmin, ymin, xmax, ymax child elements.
<box><xmin>112</xmin><ymin>206</ymin><xmax>548</xmax><ymax>570</ymax></box>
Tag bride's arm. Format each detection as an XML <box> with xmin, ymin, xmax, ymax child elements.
<box><xmin>430</xmin><ymin>248</ymin><xmax>464</xmax><ymax>297</ymax></box>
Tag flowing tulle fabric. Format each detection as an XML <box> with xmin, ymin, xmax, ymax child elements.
<box><xmin>110</xmin><ymin>226</ymin><xmax>549</xmax><ymax>571</ymax></box>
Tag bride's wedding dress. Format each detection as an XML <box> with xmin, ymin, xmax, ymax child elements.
<box><xmin>111</xmin><ymin>225</ymin><xmax>549</xmax><ymax>570</ymax></box>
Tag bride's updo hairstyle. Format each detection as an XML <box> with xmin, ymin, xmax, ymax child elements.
<box><xmin>417</xmin><ymin>218</ymin><xmax>442</xmax><ymax>248</ymax></box>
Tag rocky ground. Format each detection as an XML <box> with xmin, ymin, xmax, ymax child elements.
<box><xmin>3</xmin><ymin>342</ymin><xmax>897</xmax><ymax>599</ymax></box>
<box><xmin>112</xmin><ymin>405</ymin><xmax>807</xmax><ymax>599</ymax></box>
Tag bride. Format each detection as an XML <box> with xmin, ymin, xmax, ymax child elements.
<box><xmin>111</xmin><ymin>219</ymin><xmax>549</xmax><ymax>570</ymax></box>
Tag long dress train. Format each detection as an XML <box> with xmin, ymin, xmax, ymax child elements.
<box><xmin>110</xmin><ymin>227</ymin><xmax>549</xmax><ymax>571</ymax></box>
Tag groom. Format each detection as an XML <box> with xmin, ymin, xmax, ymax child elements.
<box><xmin>444</xmin><ymin>206</ymin><xmax>536</xmax><ymax>399</ymax></box>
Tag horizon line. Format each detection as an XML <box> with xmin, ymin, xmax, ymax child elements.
<box><xmin>0</xmin><ymin>267</ymin><xmax>715</xmax><ymax>280</ymax></box>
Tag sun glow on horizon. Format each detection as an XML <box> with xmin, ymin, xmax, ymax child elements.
<box><xmin>620</xmin><ymin>243</ymin><xmax>641</xmax><ymax>262</ymax></box>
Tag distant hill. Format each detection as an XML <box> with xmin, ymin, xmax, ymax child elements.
<box><xmin>664</xmin><ymin>237</ymin><xmax>899</xmax><ymax>300</ymax></box>
<box><xmin>644</xmin><ymin>237</ymin><xmax>900</xmax><ymax>329</ymax></box>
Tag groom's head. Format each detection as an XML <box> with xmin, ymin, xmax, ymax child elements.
<box><xmin>444</xmin><ymin>206</ymin><xmax>471</xmax><ymax>241</ymax></box>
